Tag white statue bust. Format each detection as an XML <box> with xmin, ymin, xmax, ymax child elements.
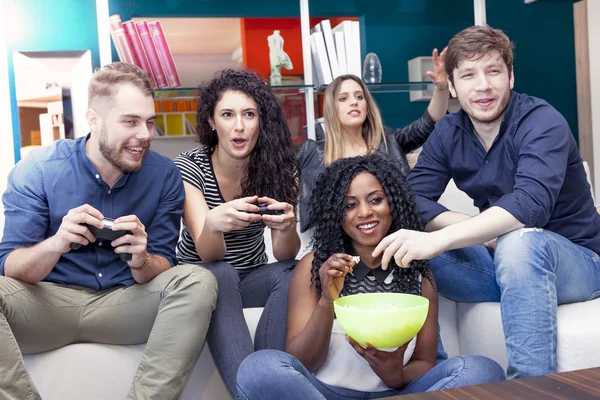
<box><xmin>267</xmin><ymin>30</ymin><xmax>293</xmax><ymax>85</ymax></box>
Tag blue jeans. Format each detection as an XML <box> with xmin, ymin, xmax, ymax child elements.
<box><xmin>236</xmin><ymin>350</ymin><xmax>505</xmax><ymax>399</ymax></box>
<box><xmin>430</xmin><ymin>229</ymin><xmax>600</xmax><ymax>379</ymax></box>
<box><xmin>203</xmin><ymin>261</ymin><xmax>295</xmax><ymax>396</ymax></box>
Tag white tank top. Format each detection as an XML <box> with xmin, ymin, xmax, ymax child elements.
<box><xmin>314</xmin><ymin>319</ymin><xmax>417</xmax><ymax>392</ymax></box>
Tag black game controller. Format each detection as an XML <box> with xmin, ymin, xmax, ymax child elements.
<box><xmin>255</xmin><ymin>203</ymin><xmax>283</xmax><ymax>216</ymax></box>
<box><xmin>70</xmin><ymin>218</ymin><xmax>133</xmax><ymax>261</ymax></box>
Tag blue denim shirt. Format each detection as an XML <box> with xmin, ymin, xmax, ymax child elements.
<box><xmin>0</xmin><ymin>135</ymin><xmax>185</xmax><ymax>290</ymax></box>
<box><xmin>409</xmin><ymin>91</ymin><xmax>600</xmax><ymax>255</ymax></box>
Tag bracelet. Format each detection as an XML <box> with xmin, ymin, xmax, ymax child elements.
<box><xmin>130</xmin><ymin>253</ymin><xmax>150</xmax><ymax>271</ymax></box>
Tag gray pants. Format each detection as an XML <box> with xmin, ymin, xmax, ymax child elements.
<box><xmin>0</xmin><ymin>264</ymin><xmax>218</xmax><ymax>400</ymax></box>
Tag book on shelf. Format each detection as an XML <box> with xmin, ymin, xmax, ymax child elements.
<box><xmin>148</xmin><ymin>21</ymin><xmax>181</xmax><ymax>88</ymax></box>
<box><xmin>318</xmin><ymin>20</ymin><xmax>340</xmax><ymax>79</ymax></box>
<box><xmin>334</xmin><ymin>31</ymin><xmax>347</xmax><ymax>75</ymax></box>
<box><xmin>108</xmin><ymin>15</ymin><xmax>135</xmax><ymax>65</ymax></box>
<box><xmin>135</xmin><ymin>21</ymin><xmax>169</xmax><ymax>88</ymax></box>
<box><xmin>309</xmin><ymin>19</ymin><xmax>362</xmax><ymax>84</ymax></box>
<box><xmin>120</xmin><ymin>19</ymin><xmax>157</xmax><ymax>87</ymax></box>
<box><xmin>310</xmin><ymin>33</ymin><xmax>331</xmax><ymax>86</ymax></box>
<box><xmin>310</xmin><ymin>23</ymin><xmax>327</xmax><ymax>85</ymax></box>
<box><xmin>332</xmin><ymin>20</ymin><xmax>361</xmax><ymax>78</ymax></box>
<box><xmin>185</xmin><ymin>118</ymin><xmax>195</xmax><ymax>135</ymax></box>
<box><xmin>350</xmin><ymin>21</ymin><xmax>362</xmax><ymax>77</ymax></box>
<box><xmin>311</xmin><ymin>55</ymin><xmax>321</xmax><ymax>88</ymax></box>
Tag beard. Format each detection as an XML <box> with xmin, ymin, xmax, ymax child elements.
<box><xmin>98</xmin><ymin>127</ymin><xmax>149</xmax><ymax>174</ymax></box>
<box><xmin>465</xmin><ymin>88</ymin><xmax>511</xmax><ymax>126</ymax></box>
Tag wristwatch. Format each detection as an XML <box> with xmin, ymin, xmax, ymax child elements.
<box><xmin>130</xmin><ymin>253</ymin><xmax>150</xmax><ymax>271</ymax></box>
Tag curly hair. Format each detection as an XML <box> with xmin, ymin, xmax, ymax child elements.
<box><xmin>307</xmin><ymin>154</ymin><xmax>432</xmax><ymax>295</ymax></box>
<box><xmin>195</xmin><ymin>69</ymin><xmax>299</xmax><ymax>206</ymax></box>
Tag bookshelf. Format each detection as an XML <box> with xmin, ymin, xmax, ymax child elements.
<box><xmin>155</xmin><ymin>81</ymin><xmax>434</xmax><ymax>97</ymax></box>
<box><xmin>153</xmin><ymin>84</ymin><xmax>314</xmax><ymax>145</ymax></box>
<box><xmin>153</xmin><ymin>81</ymin><xmax>433</xmax><ymax>144</ymax></box>
<box><xmin>149</xmin><ymin>0</ymin><xmax>437</xmax><ymax>143</ymax></box>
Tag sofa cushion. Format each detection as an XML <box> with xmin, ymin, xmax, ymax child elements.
<box><xmin>21</xmin><ymin>301</ymin><xmax>460</xmax><ymax>400</ymax></box>
<box><xmin>437</xmin><ymin>295</ymin><xmax>460</xmax><ymax>358</ymax></box>
<box><xmin>456</xmin><ymin>298</ymin><xmax>600</xmax><ymax>373</ymax></box>
<box><xmin>22</xmin><ymin>310</ymin><xmax>265</xmax><ymax>400</ymax></box>
<box><xmin>456</xmin><ymin>302</ymin><xmax>508</xmax><ymax>370</ymax></box>
<box><xmin>556</xmin><ymin>298</ymin><xmax>600</xmax><ymax>372</ymax></box>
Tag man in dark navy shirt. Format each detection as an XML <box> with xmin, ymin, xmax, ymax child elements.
<box><xmin>374</xmin><ymin>25</ymin><xmax>600</xmax><ymax>379</ymax></box>
<box><xmin>0</xmin><ymin>63</ymin><xmax>217</xmax><ymax>399</ymax></box>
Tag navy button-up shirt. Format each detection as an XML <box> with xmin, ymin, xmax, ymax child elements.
<box><xmin>409</xmin><ymin>91</ymin><xmax>600</xmax><ymax>255</ymax></box>
<box><xmin>0</xmin><ymin>135</ymin><xmax>185</xmax><ymax>290</ymax></box>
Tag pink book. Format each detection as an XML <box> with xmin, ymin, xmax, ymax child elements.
<box><xmin>108</xmin><ymin>15</ymin><xmax>135</xmax><ymax>65</ymax></box>
<box><xmin>114</xmin><ymin>28</ymin><xmax>136</xmax><ymax>65</ymax></box>
<box><xmin>135</xmin><ymin>20</ymin><xmax>168</xmax><ymax>88</ymax></box>
<box><xmin>122</xmin><ymin>20</ymin><xmax>157</xmax><ymax>87</ymax></box>
<box><xmin>148</xmin><ymin>21</ymin><xmax>181</xmax><ymax>88</ymax></box>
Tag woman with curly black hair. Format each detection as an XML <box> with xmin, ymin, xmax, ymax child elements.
<box><xmin>236</xmin><ymin>154</ymin><xmax>505</xmax><ymax>399</ymax></box>
<box><xmin>174</xmin><ymin>69</ymin><xmax>300</xmax><ymax>396</ymax></box>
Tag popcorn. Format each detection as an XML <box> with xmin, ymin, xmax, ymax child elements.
<box><xmin>351</xmin><ymin>256</ymin><xmax>361</xmax><ymax>264</ymax></box>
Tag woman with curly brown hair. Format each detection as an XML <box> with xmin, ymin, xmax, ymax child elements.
<box><xmin>236</xmin><ymin>154</ymin><xmax>505</xmax><ymax>399</ymax></box>
<box><xmin>174</xmin><ymin>69</ymin><xmax>300</xmax><ymax>396</ymax></box>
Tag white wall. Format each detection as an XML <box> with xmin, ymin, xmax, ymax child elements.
<box><xmin>71</xmin><ymin>51</ymin><xmax>93</xmax><ymax>138</ymax></box>
<box><xmin>587</xmin><ymin>0</ymin><xmax>600</xmax><ymax>201</ymax></box>
<box><xmin>0</xmin><ymin>0</ymin><xmax>16</xmax><ymax>239</ymax></box>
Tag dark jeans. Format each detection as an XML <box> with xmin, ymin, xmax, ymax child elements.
<box><xmin>203</xmin><ymin>260</ymin><xmax>295</xmax><ymax>396</ymax></box>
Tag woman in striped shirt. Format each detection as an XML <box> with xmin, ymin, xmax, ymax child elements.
<box><xmin>237</xmin><ymin>154</ymin><xmax>505</xmax><ymax>399</ymax></box>
<box><xmin>174</xmin><ymin>69</ymin><xmax>299</xmax><ymax>396</ymax></box>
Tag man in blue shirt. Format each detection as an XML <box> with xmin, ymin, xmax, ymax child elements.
<box><xmin>0</xmin><ymin>63</ymin><xmax>217</xmax><ymax>399</ymax></box>
<box><xmin>373</xmin><ymin>25</ymin><xmax>600</xmax><ymax>379</ymax></box>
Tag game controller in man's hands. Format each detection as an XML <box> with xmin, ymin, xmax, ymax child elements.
<box><xmin>253</xmin><ymin>203</ymin><xmax>283</xmax><ymax>216</ymax></box>
<box><xmin>70</xmin><ymin>218</ymin><xmax>133</xmax><ymax>261</ymax></box>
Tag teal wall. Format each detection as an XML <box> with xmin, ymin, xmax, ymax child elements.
<box><xmin>5</xmin><ymin>0</ymin><xmax>100</xmax><ymax>162</ymax></box>
<box><xmin>5</xmin><ymin>0</ymin><xmax>580</xmax><ymax>162</ymax></box>
<box><xmin>488</xmin><ymin>0</ymin><xmax>578</xmax><ymax>139</ymax></box>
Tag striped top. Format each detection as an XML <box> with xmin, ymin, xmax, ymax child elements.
<box><xmin>174</xmin><ymin>146</ymin><xmax>267</xmax><ymax>269</ymax></box>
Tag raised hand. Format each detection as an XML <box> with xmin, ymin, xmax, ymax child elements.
<box><xmin>426</xmin><ymin>47</ymin><xmax>448</xmax><ymax>91</ymax></box>
<box><xmin>319</xmin><ymin>253</ymin><xmax>357</xmax><ymax>304</ymax></box>
<box><xmin>205</xmin><ymin>195</ymin><xmax>262</xmax><ymax>233</ymax></box>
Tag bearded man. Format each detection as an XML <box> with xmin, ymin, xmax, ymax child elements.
<box><xmin>0</xmin><ymin>62</ymin><xmax>217</xmax><ymax>400</ymax></box>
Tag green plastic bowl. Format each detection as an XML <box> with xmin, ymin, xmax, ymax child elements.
<box><xmin>333</xmin><ymin>293</ymin><xmax>429</xmax><ymax>349</ymax></box>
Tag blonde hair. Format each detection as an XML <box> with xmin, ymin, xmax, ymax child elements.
<box><xmin>88</xmin><ymin>62</ymin><xmax>153</xmax><ymax>108</ymax></box>
<box><xmin>323</xmin><ymin>75</ymin><xmax>386</xmax><ymax>166</ymax></box>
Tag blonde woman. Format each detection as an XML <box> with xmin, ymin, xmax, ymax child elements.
<box><xmin>298</xmin><ymin>48</ymin><xmax>448</xmax><ymax>232</ymax></box>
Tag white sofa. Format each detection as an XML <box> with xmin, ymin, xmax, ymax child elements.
<box><xmin>20</xmin><ymin>179</ymin><xmax>600</xmax><ymax>399</ymax></box>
